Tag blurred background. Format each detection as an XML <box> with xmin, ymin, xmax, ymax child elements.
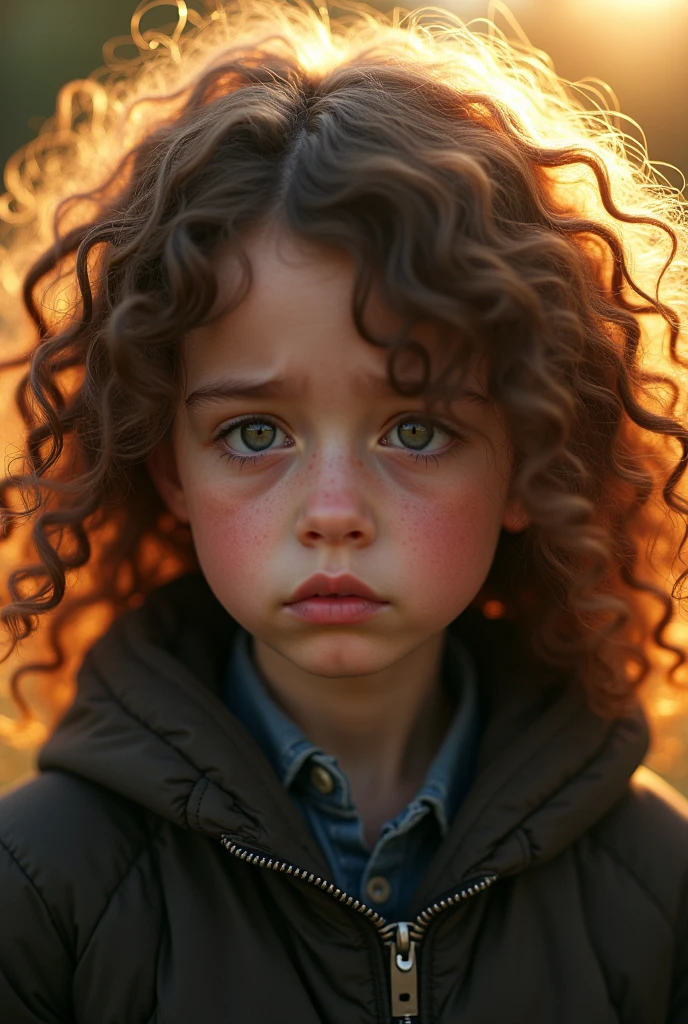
<box><xmin>0</xmin><ymin>0</ymin><xmax>686</xmax><ymax>794</ymax></box>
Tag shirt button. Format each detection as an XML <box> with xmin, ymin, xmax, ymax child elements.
<box><xmin>366</xmin><ymin>875</ymin><xmax>392</xmax><ymax>904</ymax></box>
<box><xmin>310</xmin><ymin>765</ymin><xmax>334</xmax><ymax>795</ymax></box>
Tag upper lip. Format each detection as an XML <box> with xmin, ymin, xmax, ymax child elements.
<box><xmin>286</xmin><ymin>573</ymin><xmax>385</xmax><ymax>604</ymax></box>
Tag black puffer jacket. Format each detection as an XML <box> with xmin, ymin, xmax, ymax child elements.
<box><xmin>0</xmin><ymin>572</ymin><xmax>687</xmax><ymax>1023</ymax></box>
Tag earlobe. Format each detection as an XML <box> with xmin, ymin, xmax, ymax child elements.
<box><xmin>502</xmin><ymin>496</ymin><xmax>530</xmax><ymax>533</ymax></box>
<box><xmin>147</xmin><ymin>439</ymin><xmax>190</xmax><ymax>524</ymax></box>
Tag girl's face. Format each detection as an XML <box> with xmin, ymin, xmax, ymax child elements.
<box><xmin>150</xmin><ymin>225</ymin><xmax>524</xmax><ymax>679</ymax></box>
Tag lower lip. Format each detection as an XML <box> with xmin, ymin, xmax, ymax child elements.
<box><xmin>284</xmin><ymin>596</ymin><xmax>389</xmax><ymax>624</ymax></box>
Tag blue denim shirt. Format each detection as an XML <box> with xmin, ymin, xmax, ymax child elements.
<box><xmin>223</xmin><ymin>630</ymin><xmax>480</xmax><ymax>922</ymax></box>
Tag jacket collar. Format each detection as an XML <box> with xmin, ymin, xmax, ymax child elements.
<box><xmin>409</xmin><ymin>610</ymin><xmax>648</xmax><ymax>910</ymax></box>
<box><xmin>39</xmin><ymin>572</ymin><xmax>649</xmax><ymax>901</ymax></box>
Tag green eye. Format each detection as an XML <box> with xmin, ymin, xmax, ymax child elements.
<box><xmin>240</xmin><ymin>421</ymin><xmax>276</xmax><ymax>451</ymax></box>
<box><xmin>396</xmin><ymin>421</ymin><xmax>434</xmax><ymax>450</ymax></box>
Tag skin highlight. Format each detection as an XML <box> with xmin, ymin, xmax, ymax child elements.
<box><xmin>151</xmin><ymin>224</ymin><xmax>526</xmax><ymax>843</ymax></box>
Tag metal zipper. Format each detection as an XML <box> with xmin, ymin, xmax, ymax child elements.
<box><xmin>220</xmin><ymin>836</ymin><xmax>497</xmax><ymax>1021</ymax></box>
<box><xmin>386</xmin><ymin>920</ymin><xmax>418</xmax><ymax>1019</ymax></box>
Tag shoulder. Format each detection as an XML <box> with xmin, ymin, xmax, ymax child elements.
<box><xmin>0</xmin><ymin>770</ymin><xmax>156</xmax><ymax>957</ymax></box>
<box><xmin>589</xmin><ymin>766</ymin><xmax>688</xmax><ymax>930</ymax></box>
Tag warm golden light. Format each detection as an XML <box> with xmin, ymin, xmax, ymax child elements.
<box><xmin>605</xmin><ymin>0</ymin><xmax>681</xmax><ymax>4</ymax></box>
<box><xmin>571</xmin><ymin>0</ymin><xmax>683</xmax><ymax>6</ymax></box>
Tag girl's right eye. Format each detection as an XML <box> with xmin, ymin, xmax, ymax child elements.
<box><xmin>215</xmin><ymin>417</ymin><xmax>291</xmax><ymax>457</ymax></box>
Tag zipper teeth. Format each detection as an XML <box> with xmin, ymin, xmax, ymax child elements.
<box><xmin>220</xmin><ymin>835</ymin><xmax>497</xmax><ymax>941</ymax></box>
<box><xmin>409</xmin><ymin>872</ymin><xmax>497</xmax><ymax>940</ymax></box>
<box><xmin>220</xmin><ymin>836</ymin><xmax>388</xmax><ymax>932</ymax></box>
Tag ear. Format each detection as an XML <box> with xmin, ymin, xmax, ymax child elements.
<box><xmin>147</xmin><ymin>437</ymin><xmax>190</xmax><ymax>524</ymax></box>
<box><xmin>501</xmin><ymin>494</ymin><xmax>530</xmax><ymax>533</ymax></box>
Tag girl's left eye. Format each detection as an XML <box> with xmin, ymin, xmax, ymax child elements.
<box><xmin>381</xmin><ymin>418</ymin><xmax>454</xmax><ymax>453</ymax></box>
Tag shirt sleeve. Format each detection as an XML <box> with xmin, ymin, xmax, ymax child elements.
<box><xmin>0</xmin><ymin>837</ymin><xmax>73</xmax><ymax>1023</ymax></box>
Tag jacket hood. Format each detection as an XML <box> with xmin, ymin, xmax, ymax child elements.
<box><xmin>39</xmin><ymin>572</ymin><xmax>649</xmax><ymax>903</ymax></box>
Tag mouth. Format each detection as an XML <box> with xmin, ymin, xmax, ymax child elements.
<box><xmin>284</xmin><ymin>573</ymin><xmax>389</xmax><ymax>624</ymax></box>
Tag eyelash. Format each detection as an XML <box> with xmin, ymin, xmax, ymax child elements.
<box><xmin>212</xmin><ymin>414</ymin><xmax>466</xmax><ymax>467</ymax></box>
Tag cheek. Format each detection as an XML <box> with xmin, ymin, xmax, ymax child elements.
<box><xmin>393</xmin><ymin>478</ymin><xmax>504</xmax><ymax>616</ymax></box>
<box><xmin>183</xmin><ymin>473</ymin><xmax>283</xmax><ymax>609</ymax></box>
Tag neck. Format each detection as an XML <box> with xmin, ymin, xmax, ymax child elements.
<box><xmin>253</xmin><ymin>632</ymin><xmax>452</xmax><ymax>845</ymax></box>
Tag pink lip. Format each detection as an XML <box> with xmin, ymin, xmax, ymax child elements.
<box><xmin>284</xmin><ymin>597</ymin><xmax>388</xmax><ymax>624</ymax></box>
<box><xmin>286</xmin><ymin>573</ymin><xmax>383</xmax><ymax>604</ymax></box>
<box><xmin>284</xmin><ymin>573</ymin><xmax>389</xmax><ymax>624</ymax></box>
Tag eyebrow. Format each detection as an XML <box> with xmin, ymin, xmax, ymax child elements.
<box><xmin>184</xmin><ymin>372</ymin><xmax>491</xmax><ymax>408</ymax></box>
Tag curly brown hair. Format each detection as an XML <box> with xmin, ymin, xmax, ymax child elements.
<box><xmin>0</xmin><ymin>0</ymin><xmax>687</xmax><ymax>728</ymax></box>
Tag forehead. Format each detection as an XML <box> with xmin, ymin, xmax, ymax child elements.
<box><xmin>182</xmin><ymin>224</ymin><xmax>483</xmax><ymax>400</ymax></box>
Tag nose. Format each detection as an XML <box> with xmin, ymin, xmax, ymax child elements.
<box><xmin>294</xmin><ymin>460</ymin><xmax>376</xmax><ymax>550</ymax></box>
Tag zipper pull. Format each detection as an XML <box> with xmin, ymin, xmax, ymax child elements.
<box><xmin>389</xmin><ymin>922</ymin><xmax>418</xmax><ymax>1019</ymax></box>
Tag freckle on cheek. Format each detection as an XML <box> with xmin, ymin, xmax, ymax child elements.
<box><xmin>199</xmin><ymin>494</ymin><xmax>279</xmax><ymax>565</ymax></box>
<box><xmin>404</xmin><ymin>503</ymin><xmax>466</xmax><ymax>571</ymax></box>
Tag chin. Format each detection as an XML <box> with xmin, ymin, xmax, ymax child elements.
<box><xmin>285</xmin><ymin>632</ymin><xmax>405</xmax><ymax>679</ymax></box>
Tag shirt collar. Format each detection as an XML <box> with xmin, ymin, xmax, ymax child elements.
<box><xmin>223</xmin><ymin>630</ymin><xmax>480</xmax><ymax>836</ymax></box>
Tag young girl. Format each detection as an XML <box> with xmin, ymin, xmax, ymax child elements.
<box><xmin>0</xmin><ymin>1</ymin><xmax>686</xmax><ymax>1021</ymax></box>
